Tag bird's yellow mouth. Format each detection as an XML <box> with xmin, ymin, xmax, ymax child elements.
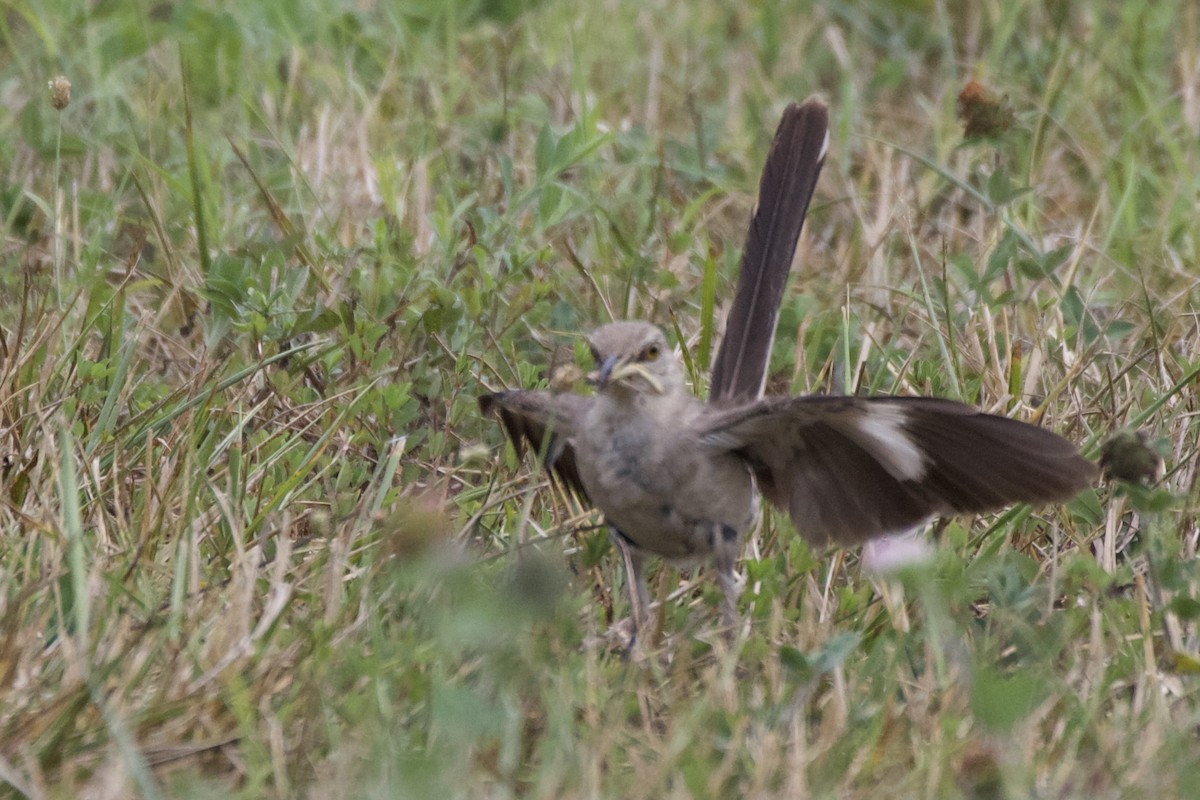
<box><xmin>588</xmin><ymin>359</ymin><xmax>665</xmax><ymax>395</ymax></box>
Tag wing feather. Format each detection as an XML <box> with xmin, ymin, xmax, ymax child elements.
<box><xmin>702</xmin><ymin>395</ymin><xmax>1096</xmax><ymax>544</ymax></box>
<box><xmin>479</xmin><ymin>390</ymin><xmax>591</xmax><ymax>501</ymax></box>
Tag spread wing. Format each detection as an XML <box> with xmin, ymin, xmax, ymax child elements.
<box><xmin>479</xmin><ymin>390</ymin><xmax>592</xmax><ymax>501</ymax></box>
<box><xmin>700</xmin><ymin>395</ymin><xmax>1096</xmax><ymax>545</ymax></box>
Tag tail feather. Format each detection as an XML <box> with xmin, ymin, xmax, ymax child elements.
<box><xmin>709</xmin><ymin>99</ymin><xmax>829</xmax><ymax>404</ymax></box>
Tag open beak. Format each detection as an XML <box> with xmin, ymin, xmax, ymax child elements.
<box><xmin>590</xmin><ymin>355</ymin><xmax>622</xmax><ymax>387</ymax></box>
<box><xmin>588</xmin><ymin>356</ymin><xmax>664</xmax><ymax>394</ymax></box>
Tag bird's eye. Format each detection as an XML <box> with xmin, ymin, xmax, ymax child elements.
<box><xmin>640</xmin><ymin>344</ymin><xmax>660</xmax><ymax>362</ymax></box>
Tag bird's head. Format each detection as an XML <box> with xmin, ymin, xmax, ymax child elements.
<box><xmin>585</xmin><ymin>322</ymin><xmax>682</xmax><ymax>397</ymax></box>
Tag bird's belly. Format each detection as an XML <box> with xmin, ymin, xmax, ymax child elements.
<box><xmin>578</xmin><ymin>436</ymin><xmax>757</xmax><ymax>561</ymax></box>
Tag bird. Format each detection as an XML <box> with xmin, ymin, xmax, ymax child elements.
<box><xmin>480</xmin><ymin>99</ymin><xmax>1097</xmax><ymax>641</ymax></box>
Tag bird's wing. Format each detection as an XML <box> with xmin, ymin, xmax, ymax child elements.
<box><xmin>479</xmin><ymin>390</ymin><xmax>592</xmax><ymax>501</ymax></box>
<box><xmin>699</xmin><ymin>395</ymin><xmax>1096</xmax><ymax>545</ymax></box>
<box><xmin>709</xmin><ymin>98</ymin><xmax>829</xmax><ymax>404</ymax></box>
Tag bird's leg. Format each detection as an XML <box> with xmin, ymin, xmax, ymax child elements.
<box><xmin>714</xmin><ymin>536</ymin><xmax>743</xmax><ymax>638</ymax></box>
<box><xmin>610</xmin><ymin>527</ymin><xmax>651</xmax><ymax>642</ymax></box>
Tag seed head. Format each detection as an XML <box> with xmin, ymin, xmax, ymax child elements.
<box><xmin>49</xmin><ymin>76</ymin><xmax>71</xmax><ymax>110</ymax></box>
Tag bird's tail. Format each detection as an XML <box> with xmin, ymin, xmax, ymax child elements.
<box><xmin>709</xmin><ymin>99</ymin><xmax>829</xmax><ymax>404</ymax></box>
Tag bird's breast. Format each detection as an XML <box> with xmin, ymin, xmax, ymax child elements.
<box><xmin>574</xmin><ymin>403</ymin><xmax>757</xmax><ymax>561</ymax></box>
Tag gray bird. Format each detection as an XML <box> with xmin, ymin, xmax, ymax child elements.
<box><xmin>480</xmin><ymin>100</ymin><xmax>1097</xmax><ymax>639</ymax></box>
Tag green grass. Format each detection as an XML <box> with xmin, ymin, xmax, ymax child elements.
<box><xmin>2</xmin><ymin>0</ymin><xmax>1199</xmax><ymax>797</ymax></box>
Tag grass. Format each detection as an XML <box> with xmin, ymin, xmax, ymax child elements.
<box><xmin>2</xmin><ymin>0</ymin><xmax>1199</xmax><ymax>797</ymax></box>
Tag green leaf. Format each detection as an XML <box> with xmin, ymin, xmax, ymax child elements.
<box><xmin>780</xmin><ymin>631</ymin><xmax>861</xmax><ymax>682</ymax></box>
<box><xmin>534</xmin><ymin>123</ymin><xmax>556</xmax><ymax>180</ymax></box>
<box><xmin>1168</xmin><ymin>595</ymin><xmax>1200</xmax><ymax>620</ymax></box>
<box><xmin>971</xmin><ymin>667</ymin><xmax>1046</xmax><ymax>731</ymax></box>
<box><xmin>985</xmin><ymin>166</ymin><xmax>1032</xmax><ymax>206</ymax></box>
<box><xmin>983</xmin><ymin>228</ymin><xmax>1019</xmax><ymax>284</ymax></box>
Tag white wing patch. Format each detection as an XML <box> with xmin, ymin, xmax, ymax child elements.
<box><xmin>845</xmin><ymin>405</ymin><xmax>928</xmax><ymax>481</ymax></box>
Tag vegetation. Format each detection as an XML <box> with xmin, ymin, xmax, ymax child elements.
<box><xmin>2</xmin><ymin>1</ymin><xmax>1198</xmax><ymax>796</ymax></box>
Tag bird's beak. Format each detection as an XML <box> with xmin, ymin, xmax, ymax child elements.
<box><xmin>588</xmin><ymin>355</ymin><xmax>623</xmax><ymax>388</ymax></box>
<box><xmin>588</xmin><ymin>356</ymin><xmax>664</xmax><ymax>394</ymax></box>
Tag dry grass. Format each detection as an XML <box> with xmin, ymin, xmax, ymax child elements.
<box><xmin>2</xmin><ymin>1</ymin><xmax>1199</xmax><ymax>797</ymax></box>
